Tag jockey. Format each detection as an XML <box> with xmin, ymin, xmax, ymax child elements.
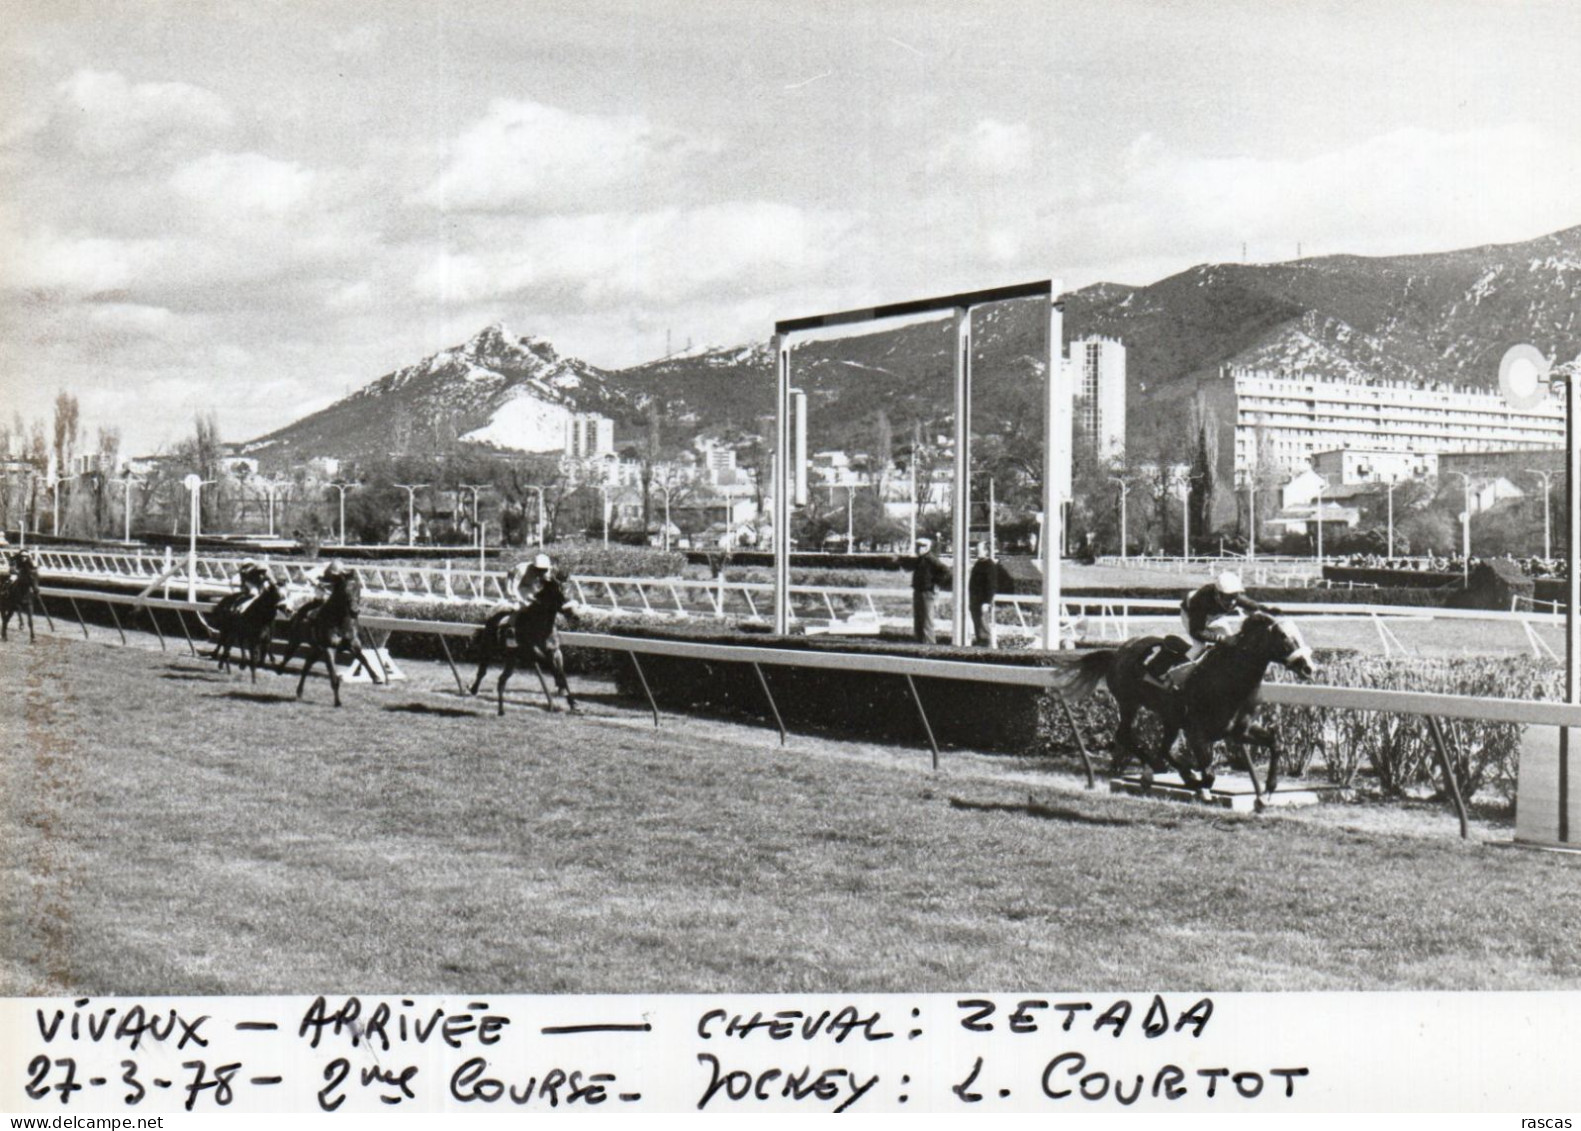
<box><xmin>231</xmin><ymin>560</ymin><xmax>273</xmax><ymax>613</ymax></box>
<box><xmin>488</xmin><ymin>552</ymin><xmax>553</xmax><ymax>623</ymax></box>
<box><xmin>1143</xmin><ymin>570</ymin><xmax>1279</xmax><ymax>687</ymax></box>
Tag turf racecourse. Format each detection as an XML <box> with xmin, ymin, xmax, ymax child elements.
<box><xmin>3</xmin><ymin>636</ymin><xmax>1579</xmax><ymax>997</ymax></box>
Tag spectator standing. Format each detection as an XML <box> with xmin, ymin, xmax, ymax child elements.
<box><xmin>967</xmin><ymin>541</ymin><xmax>1010</xmax><ymax>646</ymax></box>
<box><xmin>910</xmin><ymin>536</ymin><xmax>951</xmax><ymax>643</ymax></box>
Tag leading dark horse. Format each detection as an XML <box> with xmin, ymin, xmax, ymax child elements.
<box><xmin>469</xmin><ymin>574</ymin><xmax>580</xmax><ymax>716</ymax></box>
<box><xmin>1050</xmin><ymin>611</ymin><xmax>1317</xmax><ymax>800</ymax></box>
<box><xmin>274</xmin><ymin>570</ymin><xmax>381</xmax><ymax>706</ymax></box>
<box><xmin>1</xmin><ymin>551</ymin><xmax>40</xmax><ymax>643</ymax></box>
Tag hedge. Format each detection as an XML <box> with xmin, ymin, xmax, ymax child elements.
<box><xmin>600</xmin><ymin>623</ymin><xmax>1539</xmax><ymax>805</ymax></box>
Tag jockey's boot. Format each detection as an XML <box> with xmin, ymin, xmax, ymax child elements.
<box><xmin>1141</xmin><ymin>650</ymin><xmax>1177</xmax><ymax>690</ymax></box>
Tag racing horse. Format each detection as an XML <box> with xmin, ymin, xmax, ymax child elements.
<box><xmin>1</xmin><ymin>551</ymin><xmax>41</xmax><ymax>643</ymax></box>
<box><xmin>206</xmin><ymin>574</ymin><xmax>284</xmax><ymax>682</ymax></box>
<box><xmin>469</xmin><ymin>571</ymin><xmax>580</xmax><ymax>716</ymax></box>
<box><xmin>1049</xmin><ymin>611</ymin><xmax>1316</xmax><ymax>801</ymax></box>
<box><xmin>274</xmin><ymin>569</ymin><xmax>381</xmax><ymax>706</ymax></box>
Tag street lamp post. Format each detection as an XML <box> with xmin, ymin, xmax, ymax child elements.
<box><xmin>1386</xmin><ymin>479</ymin><xmax>1398</xmax><ymax>561</ymax></box>
<box><xmin>523</xmin><ymin>486</ymin><xmax>546</xmax><ymax>546</ymax></box>
<box><xmin>1171</xmin><ymin>468</ymin><xmax>1198</xmax><ymax>560</ymax></box>
<box><xmin>1313</xmin><ymin>480</ymin><xmax>1326</xmax><ymax>565</ymax></box>
<box><xmin>1445</xmin><ymin>471</ymin><xmax>1472</xmax><ymax>584</ymax></box>
<box><xmin>52</xmin><ymin>473</ymin><xmax>82</xmax><ymax>537</ymax></box>
<box><xmin>119</xmin><ymin>476</ymin><xmax>141</xmax><ymax>544</ymax></box>
<box><xmin>846</xmin><ymin>487</ymin><xmax>854</xmax><ymax>553</ymax></box>
<box><xmin>260</xmin><ymin>479</ymin><xmax>287</xmax><ymax>539</ymax></box>
<box><xmin>183</xmin><ymin>474</ymin><xmax>214</xmax><ymax>603</ymax></box>
<box><xmin>1108</xmin><ymin>474</ymin><xmax>1133</xmax><ymax>562</ymax></box>
<box><xmin>328</xmin><ymin>481</ymin><xmax>356</xmax><ymax>547</ymax></box>
<box><xmin>597</xmin><ymin>484</ymin><xmax>611</xmax><ymax>547</ymax></box>
<box><xmin>459</xmin><ymin>484</ymin><xmax>488</xmax><ymax>549</ymax></box>
<box><xmin>1526</xmin><ymin>469</ymin><xmax>1554</xmax><ymax>561</ymax></box>
<box><xmin>655</xmin><ymin>483</ymin><xmax>672</xmax><ymax>552</ymax></box>
<box><xmin>394</xmin><ymin>483</ymin><xmax>428</xmax><ymax>547</ymax></box>
<box><xmin>1245</xmin><ymin>472</ymin><xmax>1258</xmax><ymax>562</ymax></box>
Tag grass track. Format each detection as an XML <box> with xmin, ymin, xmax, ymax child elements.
<box><xmin>2</xmin><ymin>635</ymin><xmax>1579</xmax><ymax>996</ymax></box>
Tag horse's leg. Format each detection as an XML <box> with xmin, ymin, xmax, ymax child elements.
<box><xmin>25</xmin><ymin>598</ymin><xmax>35</xmax><ymax>643</ymax></box>
<box><xmin>1176</xmin><ymin>728</ymin><xmax>1217</xmax><ymax>796</ymax></box>
<box><xmin>548</xmin><ymin>646</ymin><xmax>577</xmax><ymax>712</ymax></box>
<box><xmin>1111</xmin><ymin>700</ymin><xmax>1136</xmax><ymax>778</ymax></box>
<box><xmin>276</xmin><ymin>631</ymin><xmax>301</xmax><ymax>676</ymax></box>
<box><xmin>296</xmin><ymin>643</ymin><xmax>317</xmax><ymax>699</ymax></box>
<box><xmin>348</xmin><ymin>634</ymin><xmax>381</xmax><ymax>685</ymax></box>
<box><xmin>1</xmin><ymin>606</ymin><xmax>9</xmax><ymax>642</ymax></box>
<box><xmin>496</xmin><ymin>658</ymin><xmax>516</xmax><ymax>717</ymax></box>
<box><xmin>1150</xmin><ymin>724</ymin><xmax>1186</xmax><ymax>789</ymax></box>
<box><xmin>469</xmin><ymin>650</ymin><xmax>491</xmax><ymax>696</ymax></box>
<box><xmin>1240</xmin><ymin>720</ymin><xmax>1280</xmax><ymax>797</ymax></box>
<box><xmin>530</xmin><ymin>660</ymin><xmax>555</xmax><ymax>711</ymax></box>
<box><xmin>325</xmin><ymin>644</ymin><xmax>341</xmax><ymax>708</ymax></box>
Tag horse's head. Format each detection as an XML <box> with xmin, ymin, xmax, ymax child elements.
<box><xmin>1241</xmin><ymin>611</ymin><xmax>1316</xmax><ymax>679</ymax></box>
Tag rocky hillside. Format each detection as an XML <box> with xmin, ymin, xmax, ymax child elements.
<box><xmin>246</xmin><ymin>224</ymin><xmax>1581</xmax><ymax>465</ymax></box>
<box><xmin>243</xmin><ymin>323</ymin><xmax>626</xmax><ymax>466</ymax></box>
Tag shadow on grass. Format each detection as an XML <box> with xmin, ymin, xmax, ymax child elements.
<box><xmin>384</xmin><ymin>702</ymin><xmax>484</xmax><ymax>719</ymax></box>
<box><xmin>161</xmin><ymin>669</ymin><xmax>222</xmax><ymax>682</ymax></box>
<box><xmin>949</xmin><ymin>794</ymin><xmax>1174</xmax><ymax>828</ymax></box>
<box><xmin>205</xmin><ymin>690</ymin><xmax>295</xmax><ymax>705</ymax></box>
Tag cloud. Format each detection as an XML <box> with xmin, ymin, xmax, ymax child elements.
<box><xmin>50</xmin><ymin>69</ymin><xmax>232</xmax><ymax>156</ymax></box>
<box><xmin>1070</xmin><ymin>123</ymin><xmax>1581</xmax><ymax>273</ymax></box>
<box><xmin>1</xmin><ymin>229</ymin><xmax>157</xmax><ymax>295</ymax></box>
<box><xmin>423</xmin><ymin>98</ymin><xmax>712</xmax><ymax>212</ymax></box>
<box><xmin>170</xmin><ymin>152</ymin><xmax>316</xmax><ymax>217</ymax></box>
<box><xmin>940</xmin><ymin>118</ymin><xmax>1035</xmax><ymax>175</ymax></box>
<box><xmin>411</xmin><ymin>201</ymin><xmax>850</xmax><ymax>307</ymax></box>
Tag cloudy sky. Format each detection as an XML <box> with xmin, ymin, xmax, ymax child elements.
<box><xmin>2</xmin><ymin>0</ymin><xmax>1578</xmax><ymax>457</ymax></box>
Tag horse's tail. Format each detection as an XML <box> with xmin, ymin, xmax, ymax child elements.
<box><xmin>191</xmin><ymin>609</ymin><xmax>219</xmax><ymax>638</ymax></box>
<box><xmin>1047</xmin><ymin>648</ymin><xmax>1115</xmax><ymax>702</ymax></box>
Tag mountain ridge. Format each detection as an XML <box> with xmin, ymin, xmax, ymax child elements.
<box><xmin>245</xmin><ymin>223</ymin><xmax>1581</xmax><ymax>468</ymax></box>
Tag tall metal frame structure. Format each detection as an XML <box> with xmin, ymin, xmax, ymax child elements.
<box><xmin>772</xmin><ymin>280</ymin><xmax>1068</xmax><ymax>648</ymax></box>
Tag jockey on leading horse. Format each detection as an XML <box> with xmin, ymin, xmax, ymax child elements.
<box><xmin>1142</xmin><ymin>570</ymin><xmax>1281</xmax><ymax>689</ymax></box>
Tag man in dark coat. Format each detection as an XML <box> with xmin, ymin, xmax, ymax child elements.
<box><xmin>967</xmin><ymin>541</ymin><xmax>1011</xmax><ymax>646</ymax></box>
<box><xmin>911</xmin><ymin>536</ymin><xmax>951</xmax><ymax>643</ymax></box>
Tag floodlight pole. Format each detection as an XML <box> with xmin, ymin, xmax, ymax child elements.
<box><xmin>1567</xmin><ymin>367</ymin><xmax>1579</xmax><ymax>843</ymax></box>
<box><xmin>1108</xmin><ymin>474</ymin><xmax>1133</xmax><ymax>562</ymax></box>
<box><xmin>524</xmin><ymin>485</ymin><xmax>546</xmax><ymax>546</ymax></box>
<box><xmin>1246</xmin><ymin>472</ymin><xmax>1257</xmax><ymax>562</ymax></box>
<box><xmin>1445</xmin><ymin>471</ymin><xmax>1471</xmax><ymax>584</ymax></box>
<box><xmin>1526</xmin><ymin>469</ymin><xmax>1553</xmax><ymax>560</ymax></box>
<box><xmin>951</xmin><ymin>307</ymin><xmax>971</xmax><ymax>649</ymax></box>
<box><xmin>329</xmin><ymin>481</ymin><xmax>356</xmax><ymax>547</ymax></box>
<box><xmin>1386</xmin><ymin>479</ymin><xmax>1398</xmax><ymax>561</ymax></box>
<box><xmin>395</xmin><ymin>483</ymin><xmax>428</xmax><ymax>547</ymax></box>
<box><xmin>774</xmin><ymin>335</ymin><xmax>791</xmax><ymax>634</ymax></box>
<box><xmin>1041</xmin><ymin>293</ymin><xmax>1065</xmax><ymax>651</ymax></box>
<box><xmin>120</xmin><ymin>476</ymin><xmax>141</xmax><ymax>544</ymax></box>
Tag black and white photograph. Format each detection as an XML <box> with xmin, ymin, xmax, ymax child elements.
<box><xmin>2</xmin><ymin>0</ymin><xmax>1580</xmax><ymax>1116</ymax></box>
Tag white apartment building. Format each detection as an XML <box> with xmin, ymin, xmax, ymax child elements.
<box><xmin>1208</xmin><ymin>366</ymin><xmax>1564</xmax><ymax>476</ymax></box>
<box><xmin>1064</xmin><ymin>336</ymin><xmax>1126</xmax><ymax>463</ymax></box>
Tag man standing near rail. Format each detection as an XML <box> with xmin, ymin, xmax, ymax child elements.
<box><xmin>968</xmin><ymin>541</ymin><xmax>1012</xmax><ymax>647</ymax></box>
<box><xmin>911</xmin><ymin>536</ymin><xmax>951</xmax><ymax>644</ymax></box>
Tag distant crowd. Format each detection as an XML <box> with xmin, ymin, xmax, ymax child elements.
<box><xmin>1340</xmin><ymin>552</ymin><xmax>1568</xmax><ymax>579</ymax></box>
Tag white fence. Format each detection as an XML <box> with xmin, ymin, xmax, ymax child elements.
<box><xmin>23</xmin><ymin>579</ymin><xmax>1581</xmax><ymax>839</ymax></box>
<box><xmin>11</xmin><ymin>546</ymin><xmax>1569</xmax><ymax>659</ymax></box>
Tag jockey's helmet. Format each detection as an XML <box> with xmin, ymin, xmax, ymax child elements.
<box><xmin>531</xmin><ymin>552</ymin><xmax>552</xmax><ymax>572</ymax></box>
<box><xmin>1215</xmin><ymin>570</ymin><xmax>1244</xmax><ymax>595</ymax></box>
